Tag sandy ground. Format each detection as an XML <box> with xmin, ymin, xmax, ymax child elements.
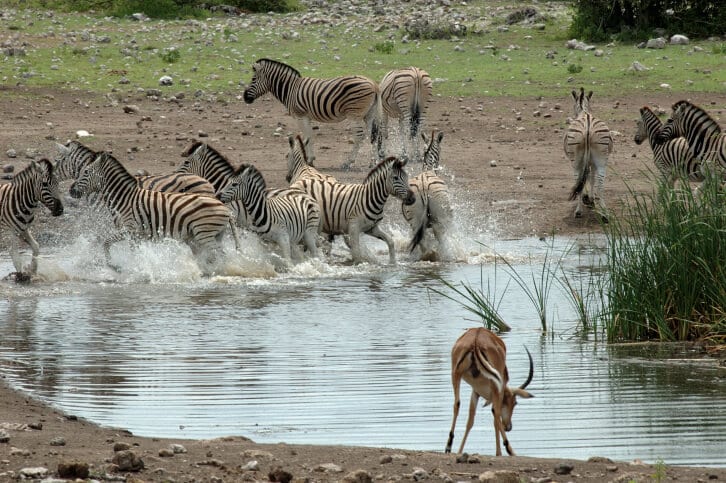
<box><xmin>1</xmin><ymin>86</ymin><xmax>726</xmax><ymax>481</ymax></box>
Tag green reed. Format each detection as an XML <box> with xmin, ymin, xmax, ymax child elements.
<box><xmin>603</xmin><ymin>172</ymin><xmax>725</xmax><ymax>343</ymax></box>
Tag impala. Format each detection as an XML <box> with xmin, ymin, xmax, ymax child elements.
<box><xmin>445</xmin><ymin>327</ymin><xmax>534</xmax><ymax>456</ymax></box>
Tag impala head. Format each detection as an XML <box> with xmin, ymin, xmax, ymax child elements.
<box><xmin>571</xmin><ymin>87</ymin><xmax>593</xmax><ymax>116</ymax></box>
<box><xmin>36</xmin><ymin>159</ymin><xmax>64</xmax><ymax>216</ymax></box>
<box><xmin>499</xmin><ymin>347</ymin><xmax>534</xmax><ymax>432</ymax></box>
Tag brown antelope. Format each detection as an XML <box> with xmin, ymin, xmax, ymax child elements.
<box><xmin>445</xmin><ymin>327</ymin><xmax>534</xmax><ymax>456</ymax></box>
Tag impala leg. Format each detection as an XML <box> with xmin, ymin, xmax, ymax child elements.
<box><xmin>445</xmin><ymin>368</ymin><xmax>462</xmax><ymax>453</ymax></box>
<box><xmin>458</xmin><ymin>390</ymin><xmax>479</xmax><ymax>454</ymax></box>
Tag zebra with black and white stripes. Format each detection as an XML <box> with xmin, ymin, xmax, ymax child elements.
<box><xmin>69</xmin><ymin>152</ymin><xmax>231</xmax><ymax>270</ymax></box>
<box><xmin>563</xmin><ymin>88</ymin><xmax>613</xmax><ymax>219</ymax></box>
<box><xmin>402</xmin><ymin>130</ymin><xmax>452</xmax><ymax>259</ymax></box>
<box><xmin>217</xmin><ymin>163</ymin><xmax>321</xmax><ymax>261</ymax></box>
<box><xmin>379</xmin><ymin>66</ymin><xmax>433</xmax><ymax>161</ymax></box>
<box><xmin>55</xmin><ymin>141</ymin><xmax>216</xmax><ymax>197</ymax></box>
<box><xmin>243</xmin><ymin>58</ymin><xmax>382</xmax><ymax>169</ymax></box>
<box><xmin>1</xmin><ymin>159</ymin><xmax>64</xmax><ymax>279</ymax></box>
<box><xmin>286</xmin><ymin>135</ymin><xmax>337</xmax><ymax>185</ymax></box>
<box><xmin>291</xmin><ymin>156</ymin><xmax>415</xmax><ymax>264</ymax></box>
<box><xmin>657</xmin><ymin>100</ymin><xmax>725</xmax><ymax>178</ymax></box>
<box><xmin>634</xmin><ymin>106</ymin><xmax>703</xmax><ymax>186</ymax></box>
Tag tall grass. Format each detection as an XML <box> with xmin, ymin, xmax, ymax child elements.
<box><xmin>603</xmin><ymin>173</ymin><xmax>725</xmax><ymax>343</ymax></box>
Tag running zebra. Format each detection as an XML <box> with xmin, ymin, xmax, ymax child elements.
<box><xmin>563</xmin><ymin>88</ymin><xmax>613</xmax><ymax>219</ymax></box>
<box><xmin>286</xmin><ymin>135</ymin><xmax>337</xmax><ymax>185</ymax></box>
<box><xmin>657</xmin><ymin>100</ymin><xmax>725</xmax><ymax>177</ymax></box>
<box><xmin>379</xmin><ymin>66</ymin><xmax>433</xmax><ymax>161</ymax></box>
<box><xmin>634</xmin><ymin>106</ymin><xmax>703</xmax><ymax>186</ymax></box>
<box><xmin>0</xmin><ymin>159</ymin><xmax>64</xmax><ymax>279</ymax></box>
<box><xmin>291</xmin><ymin>157</ymin><xmax>415</xmax><ymax>264</ymax></box>
<box><xmin>68</xmin><ymin>152</ymin><xmax>231</xmax><ymax>270</ymax></box>
<box><xmin>243</xmin><ymin>58</ymin><xmax>382</xmax><ymax>169</ymax></box>
<box><xmin>402</xmin><ymin>130</ymin><xmax>453</xmax><ymax>259</ymax></box>
<box><xmin>55</xmin><ymin>141</ymin><xmax>216</xmax><ymax>197</ymax></box>
<box><xmin>217</xmin><ymin>163</ymin><xmax>321</xmax><ymax>261</ymax></box>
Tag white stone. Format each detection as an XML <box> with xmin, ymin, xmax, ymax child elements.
<box><xmin>75</xmin><ymin>130</ymin><xmax>91</xmax><ymax>138</ymax></box>
<box><xmin>490</xmin><ymin>160</ymin><xmax>498</xmax><ymax>167</ymax></box>
<box><xmin>670</xmin><ymin>34</ymin><xmax>689</xmax><ymax>45</ymax></box>
<box><xmin>19</xmin><ymin>467</ymin><xmax>48</xmax><ymax>479</ymax></box>
<box><xmin>159</xmin><ymin>75</ymin><xmax>173</xmax><ymax>86</ymax></box>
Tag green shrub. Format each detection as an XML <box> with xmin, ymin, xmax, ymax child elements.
<box><xmin>567</xmin><ymin>63</ymin><xmax>583</xmax><ymax>74</ymax></box>
<box><xmin>404</xmin><ymin>19</ymin><xmax>468</xmax><ymax>40</ymax></box>
<box><xmin>373</xmin><ymin>41</ymin><xmax>394</xmax><ymax>55</ymax></box>
<box><xmin>159</xmin><ymin>48</ymin><xmax>181</xmax><ymax>63</ymax></box>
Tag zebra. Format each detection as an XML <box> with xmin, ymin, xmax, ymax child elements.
<box><xmin>290</xmin><ymin>156</ymin><xmax>415</xmax><ymax>264</ymax></box>
<box><xmin>68</xmin><ymin>152</ymin><xmax>231</xmax><ymax>271</ymax></box>
<box><xmin>286</xmin><ymin>134</ymin><xmax>337</xmax><ymax>185</ymax></box>
<box><xmin>402</xmin><ymin>130</ymin><xmax>453</xmax><ymax>259</ymax></box>
<box><xmin>1</xmin><ymin>159</ymin><xmax>64</xmax><ymax>280</ymax></box>
<box><xmin>243</xmin><ymin>58</ymin><xmax>382</xmax><ymax>169</ymax></box>
<box><xmin>217</xmin><ymin>163</ymin><xmax>321</xmax><ymax>261</ymax></box>
<box><xmin>634</xmin><ymin>106</ymin><xmax>703</xmax><ymax>186</ymax></box>
<box><xmin>378</xmin><ymin>66</ymin><xmax>433</xmax><ymax>161</ymax></box>
<box><xmin>657</xmin><ymin>100</ymin><xmax>725</xmax><ymax>178</ymax></box>
<box><xmin>563</xmin><ymin>88</ymin><xmax>613</xmax><ymax>219</ymax></box>
<box><xmin>55</xmin><ymin>140</ymin><xmax>216</xmax><ymax>197</ymax></box>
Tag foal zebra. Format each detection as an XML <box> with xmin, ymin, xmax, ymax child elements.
<box><xmin>563</xmin><ymin>88</ymin><xmax>613</xmax><ymax>219</ymax></box>
<box><xmin>286</xmin><ymin>135</ymin><xmax>337</xmax><ymax>185</ymax></box>
<box><xmin>379</xmin><ymin>66</ymin><xmax>433</xmax><ymax>161</ymax></box>
<box><xmin>55</xmin><ymin>141</ymin><xmax>216</xmax><ymax>196</ymax></box>
<box><xmin>402</xmin><ymin>130</ymin><xmax>453</xmax><ymax>259</ymax></box>
<box><xmin>243</xmin><ymin>58</ymin><xmax>382</xmax><ymax>169</ymax></box>
<box><xmin>69</xmin><ymin>152</ymin><xmax>231</xmax><ymax>270</ymax></box>
<box><xmin>0</xmin><ymin>159</ymin><xmax>64</xmax><ymax>279</ymax></box>
<box><xmin>291</xmin><ymin>157</ymin><xmax>415</xmax><ymax>264</ymax></box>
<box><xmin>657</xmin><ymin>100</ymin><xmax>725</xmax><ymax>178</ymax></box>
<box><xmin>634</xmin><ymin>106</ymin><xmax>703</xmax><ymax>186</ymax></box>
<box><xmin>217</xmin><ymin>163</ymin><xmax>321</xmax><ymax>261</ymax></box>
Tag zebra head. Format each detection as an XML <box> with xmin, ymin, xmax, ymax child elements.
<box><xmin>377</xmin><ymin>156</ymin><xmax>415</xmax><ymax>206</ymax></box>
<box><xmin>656</xmin><ymin>101</ymin><xmax>692</xmax><ymax>144</ymax></box>
<box><xmin>178</xmin><ymin>141</ymin><xmax>207</xmax><ymax>174</ymax></box>
<box><xmin>216</xmin><ymin>165</ymin><xmax>248</xmax><ymax>204</ymax></box>
<box><xmin>243</xmin><ymin>59</ymin><xmax>273</xmax><ymax>104</ymax></box>
<box><xmin>69</xmin><ymin>152</ymin><xmax>107</xmax><ymax>198</ymax></box>
<box><xmin>286</xmin><ymin>135</ymin><xmax>314</xmax><ymax>183</ymax></box>
<box><xmin>243</xmin><ymin>58</ymin><xmax>300</xmax><ymax>105</ymax></box>
<box><xmin>36</xmin><ymin>159</ymin><xmax>64</xmax><ymax>217</ymax></box>
<box><xmin>656</xmin><ymin>117</ymin><xmax>679</xmax><ymax>145</ymax></box>
<box><xmin>633</xmin><ymin>118</ymin><xmax>647</xmax><ymax>145</ymax></box>
<box><xmin>54</xmin><ymin>140</ymin><xmax>95</xmax><ymax>181</ymax></box>
<box><xmin>571</xmin><ymin>87</ymin><xmax>593</xmax><ymax>116</ymax></box>
<box><xmin>421</xmin><ymin>130</ymin><xmax>444</xmax><ymax>171</ymax></box>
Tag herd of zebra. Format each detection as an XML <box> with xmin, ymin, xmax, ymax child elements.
<box><xmin>1</xmin><ymin>57</ymin><xmax>724</xmax><ymax>281</ymax></box>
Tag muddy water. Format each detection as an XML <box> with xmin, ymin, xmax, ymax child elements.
<box><xmin>0</xmin><ymin>215</ymin><xmax>724</xmax><ymax>467</ymax></box>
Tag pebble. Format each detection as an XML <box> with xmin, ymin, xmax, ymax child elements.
<box><xmin>241</xmin><ymin>460</ymin><xmax>259</xmax><ymax>471</ymax></box>
<box><xmin>343</xmin><ymin>469</ymin><xmax>373</xmax><ymax>483</ymax></box>
<box><xmin>0</xmin><ymin>430</ymin><xmax>8</xmax><ymax>443</ymax></box>
<box><xmin>170</xmin><ymin>443</ymin><xmax>187</xmax><ymax>454</ymax></box>
<box><xmin>315</xmin><ymin>462</ymin><xmax>344</xmax><ymax>473</ymax></box>
<box><xmin>490</xmin><ymin>160</ymin><xmax>498</xmax><ymax>167</ymax></box>
<box><xmin>113</xmin><ymin>442</ymin><xmax>131</xmax><ymax>452</ymax></box>
<box><xmin>268</xmin><ymin>467</ymin><xmax>293</xmax><ymax>483</ymax></box>
<box><xmin>49</xmin><ymin>436</ymin><xmax>66</xmax><ymax>446</ymax></box>
<box><xmin>19</xmin><ymin>467</ymin><xmax>48</xmax><ymax>479</ymax></box>
<box><xmin>57</xmin><ymin>460</ymin><xmax>89</xmax><ymax>479</ymax></box>
<box><xmin>6</xmin><ymin>149</ymin><xmax>17</xmax><ymax>159</ymax></box>
<box><xmin>123</xmin><ymin>104</ymin><xmax>140</xmax><ymax>114</ymax></box>
<box><xmin>554</xmin><ymin>462</ymin><xmax>574</xmax><ymax>475</ymax></box>
<box><xmin>158</xmin><ymin>448</ymin><xmax>174</xmax><ymax>457</ymax></box>
<box><xmin>159</xmin><ymin>75</ymin><xmax>173</xmax><ymax>86</ymax></box>
<box><xmin>479</xmin><ymin>470</ymin><xmax>520</xmax><ymax>483</ymax></box>
<box><xmin>10</xmin><ymin>447</ymin><xmax>30</xmax><ymax>456</ymax></box>
<box><xmin>412</xmin><ymin>467</ymin><xmax>429</xmax><ymax>481</ymax></box>
<box><xmin>112</xmin><ymin>450</ymin><xmax>144</xmax><ymax>472</ymax></box>
<box><xmin>75</xmin><ymin>130</ymin><xmax>91</xmax><ymax>138</ymax></box>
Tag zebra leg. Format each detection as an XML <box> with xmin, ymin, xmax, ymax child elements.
<box><xmin>228</xmin><ymin>220</ymin><xmax>242</xmax><ymax>251</ymax></box>
<box><xmin>343</xmin><ymin>124</ymin><xmax>366</xmax><ymax>170</ymax></box>
<box><xmin>103</xmin><ymin>232</ymin><xmax>126</xmax><ymax>271</ymax></box>
<box><xmin>366</xmin><ymin>224</ymin><xmax>396</xmax><ymax>265</ymax></box>
<box><xmin>15</xmin><ymin>229</ymin><xmax>40</xmax><ymax>275</ymax></box>
<box><xmin>347</xmin><ymin>224</ymin><xmax>365</xmax><ymax>263</ymax></box>
<box><xmin>298</xmin><ymin>117</ymin><xmax>316</xmax><ymax>166</ymax></box>
<box><xmin>303</xmin><ymin>230</ymin><xmax>319</xmax><ymax>258</ymax></box>
<box><xmin>9</xmin><ymin>233</ymin><xmax>26</xmax><ymax>274</ymax></box>
<box><xmin>594</xmin><ymin>162</ymin><xmax>608</xmax><ymax>222</ymax></box>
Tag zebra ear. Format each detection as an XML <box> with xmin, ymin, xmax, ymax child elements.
<box><xmin>421</xmin><ymin>131</ymin><xmax>429</xmax><ymax>145</ymax></box>
<box><xmin>587</xmin><ymin>91</ymin><xmax>593</xmax><ymax>101</ymax></box>
<box><xmin>288</xmin><ymin>135</ymin><xmax>295</xmax><ymax>148</ymax></box>
<box><xmin>571</xmin><ymin>90</ymin><xmax>578</xmax><ymax>102</ymax></box>
<box><xmin>56</xmin><ymin>142</ymin><xmax>70</xmax><ymax>155</ymax></box>
<box><xmin>436</xmin><ymin>131</ymin><xmax>444</xmax><ymax>143</ymax></box>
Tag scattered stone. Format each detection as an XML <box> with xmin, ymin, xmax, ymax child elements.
<box><xmin>467</xmin><ymin>455</ymin><xmax>481</xmax><ymax>464</ymax></box>
<box><xmin>606</xmin><ymin>465</ymin><xmax>619</xmax><ymax>472</ymax></box>
<box><xmin>75</xmin><ymin>130</ymin><xmax>91</xmax><ymax>138</ymax></box>
<box><xmin>113</xmin><ymin>442</ymin><xmax>131</xmax><ymax>452</ymax></box>
<box><xmin>158</xmin><ymin>448</ymin><xmax>174</xmax><ymax>457</ymax></box>
<box><xmin>660</xmin><ymin>83</ymin><xmax>671</xmax><ymax>89</ymax></box>
<box><xmin>0</xmin><ymin>430</ymin><xmax>9</xmax><ymax>443</ymax></box>
<box><xmin>412</xmin><ymin>467</ymin><xmax>429</xmax><ymax>481</ymax></box>
<box><xmin>670</xmin><ymin>34</ymin><xmax>689</xmax><ymax>45</ymax></box>
<box><xmin>566</xmin><ymin>39</ymin><xmax>595</xmax><ymax>51</ymax></box>
<box><xmin>315</xmin><ymin>463</ymin><xmax>344</xmax><ymax>473</ymax></box>
<box><xmin>629</xmin><ymin>61</ymin><xmax>649</xmax><ymax>72</ymax></box>
<box><xmin>241</xmin><ymin>460</ymin><xmax>259</xmax><ymax>471</ymax></box>
<box><xmin>197</xmin><ymin>130</ymin><xmax>209</xmax><ymax>138</ymax></box>
<box><xmin>159</xmin><ymin>75</ymin><xmax>173</xmax><ymax>86</ymax></box>
<box><xmin>49</xmin><ymin>436</ymin><xmax>66</xmax><ymax>446</ymax></box>
<box><xmin>123</xmin><ymin>105</ymin><xmax>139</xmax><ymax>114</ymax></box>
<box><xmin>490</xmin><ymin>160</ymin><xmax>498</xmax><ymax>167</ymax></box>
<box><xmin>594</xmin><ymin>49</ymin><xmax>604</xmax><ymax>57</ymax></box>
<box><xmin>112</xmin><ymin>450</ymin><xmax>144</xmax><ymax>472</ymax></box>
<box><xmin>268</xmin><ymin>467</ymin><xmax>293</xmax><ymax>483</ymax></box>
<box><xmin>343</xmin><ymin>469</ymin><xmax>373</xmax><ymax>483</ymax></box>
<box><xmin>505</xmin><ymin>6</ymin><xmax>539</xmax><ymax>25</ymax></box>
<box><xmin>554</xmin><ymin>462</ymin><xmax>574</xmax><ymax>475</ymax></box>
<box><xmin>6</xmin><ymin>149</ymin><xmax>17</xmax><ymax>159</ymax></box>
<box><xmin>131</xmin><ymin>12</ymin><xmax>149</xmax><ymax>21</ymax></box>
<box><xmin>646</xmin><ymin>37</ymin><xmax>666</xmax><ymax>49</ymax></box>
<box><xmin>479</xmin><ymin>470</ymin><xmax>520</xmax><ymax>483</ymax></box>
<box><xmin>588</xmin><ymin>456</ymin><xmax>614</xmax><ymax>463</ymax></box>
<box><xmin>379</xmin><ymin>454</ymin><xmax>393</xmax><ymax>464</ymax></box>
<box><xmin>170</xmin><ymin>443</ymin><xmax>187</xmax><ymax>454</ymax></box>
<box><xmin>57</xmin><ymin>460</ymin><xmax>89</xmax><ymax>479</ymax></box>
<box><xmin>19</xmin><ymin>467</ymin><xmax>48</xmax><ymax>479</ymax></box>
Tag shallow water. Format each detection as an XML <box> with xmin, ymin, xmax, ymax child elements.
<box><xmin>0</xmin><ymin>202</ymin><xmax>724</xmax><ymax>467</ymax></box>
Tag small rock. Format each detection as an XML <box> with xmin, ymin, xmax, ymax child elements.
<box><xmin>112</xmin><ymin>450</ymin><xmax>144</xmax><ymax>472</ymax></box>
<box><xmin>49</xmin><ymin>437</ymin><xmax>66</xmax><ymax>446</ymax></box>
<box><xmin>554</xmin><ymin>462</ymin><xmax>574</xmax><ymax>475</ymax></box>
<box><xmin>646</xmin><ymin>37</ymin><xmax>666</xmax><ymax>49</ymax></box>
<box><xmin>629</xmin><ymin>61</ymin><xmax>649</xmax><ymax>72</ymax></box>
<box><xmin>490</xmin><ymin>160</ymin><xmax>498</xmax><ymax>167</ymax></box>
<box><xmin>479</xmin><ymin>470</ymin><xmax>519</xmax><ymax>483</ymax></box>
<box><xmin>57</xmin><ymin>460</ymin><xmax>89</xmax><ymax>479</ymax></box>
<box><xmin>467</xmin><ymin>455</ymin><xmax>481</xmax><ymax>464</ymax></box>
<box><xmin>28</xmin><ymin>422</ymin><xmax>42</xmax><ymax>430</ymax></box>
<box><xmin>670</xmin><ymin>34</ymin><xmax>689</xmax><ymax>45</ymax></box>
<box><xmin>412</xmin><ymin>467</ymin><xmax>429</xmax><ymax>481</ymax></box>
<box><xmin>456</xmin><ymin>452</ymin><xmax>469</xmax><ymax>463</ymax></box>
<box><xmin>315</xmin><ymin>463</ymin><xmax>343</xmax><ymax>473</ymax></box>
<box><xmin>379</xmin><ymin>455</ymin><xmax>393</xmax><ymax>464</ymax></box>
<box><xmin>606</xmin><ymin>465</ymin><xmax>619</xmax><ymax>472</ymax></box>
<box><xmin>198</xmin><ymin>130</ymin><xmax>209</xmax><ymax>138</ymax></box>
<box><xmin>594</xmin><ymin>49</ymin><xmax>604</xmax><ymax>57</ymax></box>
<box><xmin>241</xmin><ymin>460</ymin><xmax>259</xmax><ymax>471</ymax></box>
<box><xmin>343</xmin><ymin>469</ymin><xmax>373</xmax><ymax>483</ymax></box>
<box><xmin>123</xmin><ymin>105</ymin><xmax>139</xmax><ymax>114</ymax></box>
<box><xmin>170</xmin><ymin>443</ymin><xmax>187</xmax><ymax>454</ymax></box>
<box><xmin>75</xmin><ymin>130</ymin><xmax>91</xmax><ymax>138</ymax></box>
<box><xmin>268</xmin><ymin>467</ymin><xmax>293</xmax><ymax>483</ymax></box>
<box><xmin>19</xmin><ymin>467</ymin><xmax>48</xmax><ymax>479</ymax></box>
<box><xmin>158</xmin><ymin>448</ymin><xmax>174</xmax><ymax>457</ymax></box>
<box><xmin>0</xmin><ymin>430</ymin><xmax>9</xmax><ymax>443</ymax></box>
<box><xmin>113</xmin><ymin>442</ymin><xmax>131</xmax><ymax>452</ymax></box>
<box><xmin>10</xmin><ymin>447</ymin><xmax>30</xmax><ymax>456</ymax></box>
<box><xmin>660</xmin><ymin>83</ymin><xmax>671</xmax><ymax>89</ymax></box>
<box><xmin>6</xmin><ymin>149</ymin><xmax>17</xmax><ymax>159</ymax></box>
<box><xmin>159</xmin><ymin>75</ymin><xmax>173</xmax><ymax>86</ymax></box>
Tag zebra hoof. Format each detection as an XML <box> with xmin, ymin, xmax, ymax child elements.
<box><xmin>13</xmin><ymin>271</ymin><xmax>32</xmax><ymax>284</ymax></box>
<box><xmin>582</xmin><ymin>194</ymin><xmax>594</xmax><ymax>207</ymax></box>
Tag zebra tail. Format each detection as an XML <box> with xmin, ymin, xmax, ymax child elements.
<box><xmin>569</xmin><ymin>159</ymin><xmax>590</xmax><ymax>201</ymax></box>
<box><xmin>370</xmin><ymin>91</ymin><xmax>383</xmax><ymax>148</ymax></box>
<box><xmin>410</xmin><ymin>101</ymin><xmax>422</xmax><ymax>138</ymax></box>
<box><xmin>408</xmin><ymin>202</ymin><xmax>428</xmax><ymax>253</ymax></box>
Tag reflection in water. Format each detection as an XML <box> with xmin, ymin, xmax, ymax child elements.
<box><xmin>0</xmin><ymin>238</ymin><xmax>724</xmax><ymax>468</ymax></box>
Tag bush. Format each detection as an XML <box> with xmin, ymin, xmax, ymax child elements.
<box><xmin>404</xmin><ymin>19</ymin><xmax>468</xmax><ymax>40</ymax></box>
<box><xmin>569</xmin><ymin>0</ymin><xmax>726</xmax><ymax>41</ymax></box>
<box><xmin>159</xmin><ymin>48</ymin><xmax>181</xmax><ymax>63</ymax></box>
<box><xmin>373</xmin><ymin>41</ymin><xmax>394</xmax><ymax>55</ymax></box>
<box><xmin>567</xmin><ymin>63</ymin><xmax>583</xmax><ymax>74</ymax></box>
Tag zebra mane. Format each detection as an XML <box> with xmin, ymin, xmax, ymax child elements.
<box><xmin>181</xmin><ymin>140</ymin><xmax>205</xmax><ymax>157</ymax></box>
<box><xmin>672</xmin><ymin>100</ymin><xmax>722</xmax><ymax>134</ymax></box>
<box><xmin>37</xmin><ymin>158</ymin><xmax>54</xmax><ymax>177</ymax></box>
<box><xmin>255</xmin><ymin>58</ymin><xmax>301</xmax><ymax>78</ymax></box>
<box><xmin>12</xmin><ymin>159</ymin><xmax>44</xmax><ymax>185</ymax></box>
<box><xmin>365</xmin><ymin>156</ymin><xmax>402</xmax><ymax>181</ymax></box>
<box><xmin>234</xmin><ymin>163</ymin><xmax>267</xmax><ymax>189</ymax></box>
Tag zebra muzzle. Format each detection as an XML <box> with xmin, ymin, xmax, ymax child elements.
<box><xmin>403</xmin><ymin>190</ymin><xmax>416</xmax><ymax>206</ymax></box>
<box><xmin>69</xmin><ymin>183</ymin><xmax>83</xmax><ymax>199</ymax></box>
<box><xmin>51</xmin><ymin>200</ymin><xmax>64</xmax><ymax>216</ymax></box>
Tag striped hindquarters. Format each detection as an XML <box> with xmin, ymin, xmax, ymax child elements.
<box><xmin>403</xmin><ymin>172</ymin><xmax>451</xmax><ymax>251</ymax></box>
<box><xmin>564</xmin><ymin>113</ymin><xmax>612</xmax><ymax>199</ymax></box>
<box><xmin>265</xmin><ymin>191</ymin><xmax>321</xmax><ymax>242</ymax></box>
<box><xmin>138</xmin><ymin>173</ymin><xmax>216</xmax><ymax>197</ymax></box>
<box><xmin>380</xmin><ymin>67</ymin><xmax>432</xmax><ymax>137</ymax></box>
